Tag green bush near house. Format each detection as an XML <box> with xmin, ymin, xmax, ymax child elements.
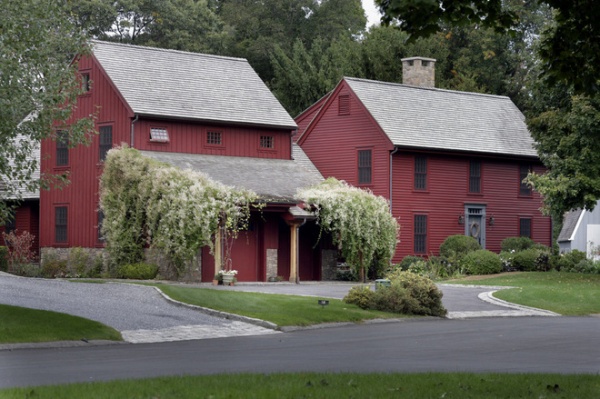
<box><xmin>461</xmin><ymin>249</ymin><xmax>503</xmax><ymax>275</ymax></box>
<box><xmin>439</xmin><ymin>235</ymin><xmax>481</xmax><ymax>265</ymax></box>
<box><xmin>399</xmin><ymin>255</ymin><xmax>425</xmax><ymax>271</ymax></box>
<box><xmin>553</xmin><ymin>250</ymin><xmax>587</xmax><ymax>271</ymax></box>
<box><xmin>343</xmin><ymin>286</ymin><xmax>374</xmax><ymax>309</ymax></box>
<box><xmin>0</xmin><ymin>246</ymin><xmax>8</xmax><ymax>272</ymax></box>
<box><xmin>500</xmin><ymin>236</ymin><xmax>536</xmax><ymax>252</ymax></box>
<box><xmin>41</xmin><ymin>257</ymin><xmax>68</xmax><ymax>278</ymax></box>
<box><xmin>118</xmin><ymin>262</ymin><xmax>159</xmax><ymax>280</ymax></box>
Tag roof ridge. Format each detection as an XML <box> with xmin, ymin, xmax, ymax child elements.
<box><xmin>90</xmin><ymin>39</ymin><xmax>247</xmax><ymax>63</ymax></box>
<box><xmin>343</xmin><ymin>76</ymin><xmax>511</xmax><ymax>101</ymax></box>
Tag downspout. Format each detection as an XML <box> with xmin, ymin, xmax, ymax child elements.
<box><xmin>130</xmin><ymin>114</ymin><xmax>139</xmax><ymax>147</ymax></box>
<box><xmin>389</xmin><ymin>147</ymin><xmax>399</xmax><ymax>212</ymax></box>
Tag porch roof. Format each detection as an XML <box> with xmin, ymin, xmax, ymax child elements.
<box><xmin>140</xmin><ymin>145</ymin><xmax>323</xmax><ymax>201</ymax></box>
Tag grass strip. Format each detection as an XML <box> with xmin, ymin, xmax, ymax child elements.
<box><xmin>153</xmin><ymin>284</ymin><xmax>402</xmax><ymax>327</ymax></box>
<box><xmin>447</xmin><ymin>272</ymin><xmax>600</xmax><ymax>315</ymax></box>
<box><xmin>0</xmin><ymin>304</ymin><xmax>122</xmax><ymax>344</ymax></box>
<box><xmin>2</xmin><ymin>372</ymin><xmax>599</xmax><ymax>398</ymax></box>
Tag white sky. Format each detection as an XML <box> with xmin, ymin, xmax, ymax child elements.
<box><xmin>361</xmin><ymin>0</ymin><xmax>381</xmax><ymax>27</ymax></box>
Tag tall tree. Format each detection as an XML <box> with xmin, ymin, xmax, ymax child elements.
<box><xmin>0</xmin><ymin>0</ymin><xmax>95</xmax><ymax>224</ymax></box>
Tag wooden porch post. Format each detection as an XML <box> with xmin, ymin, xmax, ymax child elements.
<box><xmin>289</xmin><ymin>223</ymin><xmax>299</xmax><ymax>284</ymax></box>
<box><xmin>214</xmin><ymin>224</ymin><xmax>223</xmax><ymax>277</ymax></box>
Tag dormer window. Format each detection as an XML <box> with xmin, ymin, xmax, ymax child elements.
<box><xmin>150</xmin><ymin>127</ymin><xmax>169</xmax><ymax>142</ymax></box>
<box><xmin>260</xmin><ymin>135</ymin><xmax>274</xmax><ymax>149</ymax></box>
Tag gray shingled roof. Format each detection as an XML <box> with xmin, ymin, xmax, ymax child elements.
<box><xmin>345</xmin><ymin>77</ymin><xmax>537</xmax><ymax>157</ymax></box>
<box><xmin>557</xmin><ymin>209</ymin><xmax>584</xmax><ymax>242</ymax></box>
<box><xmin>91</xmin><ymin>40</ymin><xmax>296</xmax><ymax>130</ymax></box>
<box><xmin>140</xmin><ymin>145</ymin><xmax>322</xmax><ymax>201</ymax></box>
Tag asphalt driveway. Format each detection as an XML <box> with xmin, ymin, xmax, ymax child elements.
<box><xmin>0</xmin><ymin>273</ymin><xmax>557</xmax><ymax>345</ymax></box>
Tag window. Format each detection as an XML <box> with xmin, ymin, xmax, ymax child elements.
<box><xmin>55</xmin><ymin>206</ymin><xmax>68</xmax><ymax>243</ymax></box>
<box><xmin>260</xmin><ymin>135</ymin><xmax>274</xmax><ymax>149</ymax></box>
<box><xmin>520</xmin><ymin>218</ymin><xmax>532</xmax><ymax>238</ymax></box>
<box><xmin>414</xmin><ymin>156</ymin><xmax>427</xmax><ymax>190</ymax></box>
<box><xmin>358</xmin><ymin>150</ymin><xmax>372</xmax><ymax>184</ymax></box>
<box><xmin>414</xmin><ymin>215</ymin><xmax>427</xmax><ymax>253</ymax></box>
<box><xmin>4</xmin><ymin>210</ymin><xmax>15</xmax><ymax>234</ymax></box>
<box><xmin>81</xmin><ymin>72</ymin><xmax>90</xmax><ymax>92</ymax></box>
<box><xmin>56</xmin><ymin>130</ymin><xmax>69</xmax><ymax>166</ymax></box>
<box><xmin>469</xmin><ymin>160</ymin><xmax>481</xmax><ymax>193</ymax></box>
<box><xmin>338</xmin><ymin>95</ymin><xmax>350</xmax><ymax>115</ymax></box>
<box><xmin>97</xmin><ymin>210</ymin><xmax>104</xmax><ymax>242</ymax></box>
<box><xmin>520</xmin><ymin>164</ymin><xmax>532</xmax><ymax>196</ymax></box>
<box><xmin>150</xmin><ymin>127</ymin><xmax>169</xmax><ymax>142</ymax></box>
<box><xmin>99</xmin><ymin>126</ymin><xmax>112</xmax><ymax>162</ymax></box>
<box><xmin>206</xmin><ymin>131</ymin><xmax>222</xmax><ymax>145</ymax></box>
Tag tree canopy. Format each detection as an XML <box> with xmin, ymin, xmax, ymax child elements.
<box><xmin>0</xmin><ymin>0</ymin><xmax>95</xmax><ymax>223</ymax></box>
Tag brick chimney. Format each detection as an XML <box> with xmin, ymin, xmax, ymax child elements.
<box><xmin>401</xmin><ymin>57</ymin><xmax>436</xmax><ymax>87</ymax></box>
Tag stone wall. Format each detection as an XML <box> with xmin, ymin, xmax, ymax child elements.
<box><xmin>401</xmin><ymin>57</ymin><xmax>436</xmax><ymax>87</ymax></box>
<box><xmin>266</xmin><ymin>248</ymin><xmax>278</xmax><ymax>280</ymax></box>
<box><xmin>321</xmin><ymin>249</ymin><xmax>338</xmax><ymax>281</ymax></box>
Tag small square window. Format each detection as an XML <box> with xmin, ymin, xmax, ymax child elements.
<box><xmin>207</xmin><ymin>131</ymin><xmax>222</xmax><ymax>145</ymax></box>
<box><xmin>150</xmin><ymin>128</ymin><xmax>169</xmax><ymax>142</ymax></box>
<box><xmin>260</xmin><ymin>135</ymin><xmax>274</xmax><ymax>149</ymax></box>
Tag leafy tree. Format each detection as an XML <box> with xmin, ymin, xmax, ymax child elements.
<box><xmin>0</xmin><ymin>0</ymin><xmax>95</xmax><ymax>224</ymax></box>
<box><xmin>375</xmin><ymin>0</ymin><xmax>598</xmax><ymax>95</ymax></box>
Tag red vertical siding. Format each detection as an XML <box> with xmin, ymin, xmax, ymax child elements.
<box><xmin>0</xmin><ymin>201</ymin><xmax>39</xmax><ymax>256</ymax></box>
<box><xmin>40</xmin><ymin>55</ymin><xmax>132</xmax><ymax>248</ymax></box>
<box><xmin>299</xmin><ymin>82</ymin><xmax>394</xmax><ymax>199</ymax></box>
<box><xmin>135</xmin><ymin>119</ymin><xmax>292</xmax><ymax>160</ymax></box>
<box><xmin>392</xmin><ymin>152</ymin><xmax>551</xmax><ymax>262</ymax></box>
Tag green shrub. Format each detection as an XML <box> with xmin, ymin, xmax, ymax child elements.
<box><xmin>499</xmin><ymin>251</ymin><xmax>516</xmax><ymax>271</ymax></box>
<box><xmin>511</xmin><ymin>248</ymin><xmax>540</xmax><ymax>271</ymax></box>
<box><xmin>554</xmin><ymin>250</ymin><xmax>587</xmax><ymax>271</ymax></box>
<box><xmin>439</xmin><ymin>235</ymin><xmax>481</xmax><ymax>264</ymax></box>
<box><xmin>407</xmin><ymin>260</ymin><xmax>429</xmax><ymax>276</ymax></box>
<box><xmin>500</xmin><ymin>236</ymin><xmax>536</xmax><ymax>252</ymax></box>
<box><xmin>461</xmin><ymin>250</ymin><xmax>503</xmax><ymax>275</ymax></box>
<box><xmin>384</xmin><ymin>270</ymin><xmax>446</xmax><ymax>316</ymax></box>
<box><xmin>41</xmin><ymin>259</ymin><xmax>68</xmax><ymax>278</ymax></box>
<box><xmin>118</xmin><ymin>262</ymin><xmax>158</xmax><ymax>280</ymax></box>
<box><xmin>0</xmin><ymin>246</ymin><xmax>8</xmax><ymax>272</ymax></box>
<box><xmin>343</xmin><ymin>286</ymin><xmax>374</xmax><ymax>309</ymax></box>
<box><xmin>561</xmin><ymin>259</ymin><xmax>600</xmax><ymax>274</ymax></box>
<box><xmin>399</xmin><ymin>255</ymin><xmax>425</xmax><ymax>271</ymax></box>
<box><xmin>371</xmin><ymin>284</ymin><xmax>414</xmax><ymax>314</ymax></box>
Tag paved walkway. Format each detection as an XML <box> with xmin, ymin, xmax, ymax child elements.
<box><xmin>0</xmin><ymin>273</ymin><xmax>558</xmax><ymax>347</ymax></box>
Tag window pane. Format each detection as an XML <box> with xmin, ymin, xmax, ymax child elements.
<box><xmin>260</xmin><ymin>135</ymin><xmax>274</xmax><ymax>148</ymax></box>
<box><xmin>414</xmin><ymin>156</ymin><xmax>427</xmax><ymax>190</ymax></box>
<box><xmin>55</xmin><ymin>207</ymin><xmax>68</xmax><ymax>243</ymax></box>
<box><xmin>358</xmin><ymin>150</ymin><xmax>372</xmax><ymax>184</ymax></box>
<box><xmin>99</xmin><ymin>126</ymin><xmax>112</xmax><ymax>162</ymax></box>
<box><xmin>520</xmin><ymin>165</ymin><xmax>531</xmax><ymax>195</ymax></box>
<box><xmin>469</xmin><ymin>160</ymin><xmax>481</xmax><ymax>193</ymax></box>
<box><xmin>56</xmin><ymin>130</ymin><xmax>69</xmax><ymax>166</ymax></box>
<box><xmin>520</xmin><ymin>218</ymin><xmax>531</xmax><ymax>238</ymax></box>
<box><xmin>414</xmin><ymin>215</ymin><xmax>427</xmax><ymax>253</ymax></box>
<box><xmin>150</xmin><ymin>128</ymin><xmax>169</xmax><ymax>142</ymax></box>
<box><xmin>207</xmin><ymin>131</ymin><xmax>222</xmax><ymax>145</ymax></box>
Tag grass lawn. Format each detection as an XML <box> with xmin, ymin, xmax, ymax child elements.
<box><xmin>2</xmin><ymin>373</ymin><xmax>599</xmax><ymax>398</ymax></box>
<box><xmin>153</xmin><ymin>283</ymin><xmax>403</xmax><ymax>327</ymax></box>
<box><xmin>447</xmin><ymin>272</ymin><xmax>600</xmax><ymax>315</ymax></box>
<box><xmin>0</xmin><ymin>304</ymin><xmax>122</xmax><ymax>344</ymax></box>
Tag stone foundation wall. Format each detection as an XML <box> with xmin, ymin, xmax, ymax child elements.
<box><xmin>266</xmin><ymin>248</ymin><xmax>278</xmax><ymax>280</ymax></box>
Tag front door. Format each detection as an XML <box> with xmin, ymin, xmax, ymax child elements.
<box><xmin>465</xmin><ymin>205</ymin><xmax>486</xmax><ymax>248</ymax></box>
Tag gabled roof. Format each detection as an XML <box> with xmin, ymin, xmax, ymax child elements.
<box><xmin>341</xmin><ymin>77</ymin><xmax>537</xmax><ymax>158</ymax></box>
<box><xmin>140</xmin><ymin>145</ymin><xmax>322</xmax><ymax>202</ymax></box>
<box><xmin>558</xmin><ymin>209</ymin><xmax>584</xmax><ymax>243</ymax></box>
<box><xmin>91</xmin><ymin>40</ymin><xmax>297</xmax><ymax>130</ymax></box>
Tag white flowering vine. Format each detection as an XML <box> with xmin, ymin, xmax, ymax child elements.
<box><xmin>100</xmin><ymin>147</ymin><xmax>257</xmax><ymax>275</ymax></box>
<box><xmin>297</xmin><ymin>178</ymin><xmax>399</xmax><ymax>280</ymax></box>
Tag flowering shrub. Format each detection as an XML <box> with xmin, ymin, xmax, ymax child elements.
<box><xmin>1</xmin><ymin>230</ymin><xmax>36</xmax><ymax>274</ymax></box>
<box><xmin>100</xmin><ymin>147</ymin><xmax>257</xmax><ymax>276</ymax></box>
<box><xmin>297</xmin><ymin>178</ymin><xmax>399</xmax><ymax>279</ymax></box>
<box><xmin>218</xmin><ymin>269</ymin><xmax>238</xmax><ymax>276</ymax></box>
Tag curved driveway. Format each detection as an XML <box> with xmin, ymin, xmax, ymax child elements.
<box><xmin>0</xmin><ymin>273</ymin><xmax>556</xmax><ymax>344</ymax></box>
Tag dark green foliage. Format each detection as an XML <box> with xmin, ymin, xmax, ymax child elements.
<box><xmin>553</xmin><ymin>250</ymin><xmax>588</xmax><ymax>271</ymax></box>
<box><xmin>41</xmin><ymin>259</ymin><xmax>68</xmax><ymax>278</ymax></box>
<box><xmin>399</xmin><ymin>255</ymin><xmax>425</xmax><ymax>271</ymax></box>
<box><xmin>119</xmin><ymin>263</ymin><xmax>159</xmax><ymax>280</ymax></box>
<box><xmin>501</xmin><ymin>237</ymin><xmax>536</xmax><ymax>252</ymax></box>
<box><xmin>439</xmin><ymin>235</ymin><xmax>481</xmax><ymax>262</ymax></box>
<box><xmin>559</xmin><ymin>259</ymin><xmax>600</xmax><ymax>274</ymax></box>
<box><xmin>343</xmin><ymin>286</ymin><xmax>374</xmax><ymax>309</ymax></box>
<box><xmin>385</xmin><ymin>270</ymin><xmax>447</xmax><ymax>316</ymax></box>
<box><xmin>512</xmin><ymin>248</ymin><xmax>540</xmax><ymax>271</ymax></box>
<box><xmin>0</xmin><ymin>246</ymin><xmax>8</xmax><ymax>272</ymax></box>
<box><xmin>461</xmin><ymin>250</ymin><xmax>503</xmax><ymax>275</ymax></box>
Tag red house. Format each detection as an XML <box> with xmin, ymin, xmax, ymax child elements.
<box><xmin>40</xmin><ymin>40</ymin><xmax>330</xmax><ymax>282</ymax></box>
<box><xmin>297</xmin><ymin>57</ymin><xmax>552</xmax><ymax>263</ymax></box>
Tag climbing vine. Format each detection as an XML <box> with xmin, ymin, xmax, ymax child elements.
<box><xmin>297</xmin><ymin>178</ymin><xmax>399</xmax><ymax>279</ymax></box>
<box><xmin>100</xmin><ymin>147</ymin><xmax>257</xmax><ymax>275</ymax></box>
